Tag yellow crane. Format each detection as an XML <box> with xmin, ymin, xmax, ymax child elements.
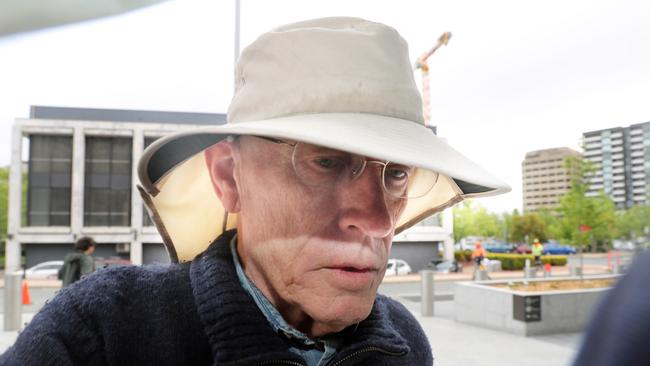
<box><xmin>414</xmin><ymin>32</ymin><xmax>452</xmax><ymax>131</ymax></box>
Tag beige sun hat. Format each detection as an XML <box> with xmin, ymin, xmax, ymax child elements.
<box><xmin>137</xmin><ymin>17</ymin><xmax>510</xmax><ymax>263</ymax></box>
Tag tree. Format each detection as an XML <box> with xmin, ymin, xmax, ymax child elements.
<box><xmin>452</xmin><ymin>200</ymin><xmax>501</xmax><ymax>242</ymax></box>
<box><xmin>510</xmin><ymin>212</ymin><xmax>548</xmax><ymax>244</ymax></box>
<box><xmin>536</xmin><ymin>207</ymin><xmax>562</xmax><ymax>240</ymax></box>
<box><xmin>616</xmin><ymin>205</ymin><xmax>650</xmax><ymax>240</ymax></box>
<box><xmin>557</xmin><ymin>156</ymin><xmax>616</xmax><ymax>251</ymax></box>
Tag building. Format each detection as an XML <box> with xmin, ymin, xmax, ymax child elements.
<box><xmin>583</xmin><ymin>122</ymin><xmax>650</xmax><ymax>209</ymax></box>
<box><xmin>6</xmin><ymin>106</ymin><xmax>226</xmax><ymax>272</ymax></box>
<box><xmin>391</xmin><ymin>210</ymin><xmax>454</xmax><ymax>272</ymax></box>
<box><xmin>522</xmin><ymin>147</ymin><xmax>581</xmax><ymax>213</ymax></box>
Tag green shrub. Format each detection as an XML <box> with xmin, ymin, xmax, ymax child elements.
<box><xmin>454</xmin><ymin>251</ymin><xmax>567</xmax><ymax>270</ymax></box>
<box><xmin>485</xmin><ymin>253</ymin><xmax>567</xmax><ymax>270</ymax></box>
<box><xmin>454</xmin><ymin>250</ymin><xmax>473</xmax><ymax>263</ymax></box>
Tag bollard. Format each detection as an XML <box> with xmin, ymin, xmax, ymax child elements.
<box><xmin>524</xmin><ymin>267</ymin><xmax>536</xmax><ymax>279</ymax></box>
<box><xmin>4</xmin><ymin>273</ymin><xmax>23</xmax><ymax>331</ymax></box>
<box><xmin>420</xmin><ymin>270</ymin><xmax>434</xmax><ymax>317</ymax></box>
<box><xmin>570</xmin><ymin>265</ymin><xmax>583</xmax><ymax>277</ymax></box>
<box><xmin>474</xmin><ymin>269</ymin><xmax>489</xmax><ymax>281</ymax></box>
<box><xmin>611</xmin><ymin>262</ymin><xmax>623</xmax><ymax>274</ymax></box>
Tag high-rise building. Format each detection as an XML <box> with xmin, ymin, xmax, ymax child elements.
<box><xmin>522</xmin><ymin>147</ymin><xmax>581</xmax><ymax>213</ymax></box>
<box><xmin>583</xmin><ymin>122</ymin><xmax>650</xmax><ymax>209</ymax></box>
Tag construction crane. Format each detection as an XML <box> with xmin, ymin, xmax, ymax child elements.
<box><xmin>414</xmin><ymin>32</ymin><xmax>452</xmax><ymax>133</ymax></box>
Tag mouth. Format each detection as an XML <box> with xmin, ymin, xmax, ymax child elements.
<box><xmin>328</xmin><ymin>265</ymin><xmax>376</xmax><ymax>273</ymax></box>
<box><xmin>323</xmin><ymin>265</ymin><xmax>379</xmax><ymax>290</ymax></box>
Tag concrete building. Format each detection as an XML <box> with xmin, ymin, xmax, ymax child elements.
<box><xmin>6</xmin><ymin>106</ymin><xmax>226</xmax><ymax>272</ymax></box>
<box><xmin>391</xmin><ymin>209</ymin><xmax>454</xmax><ymax>272</ymax></box>
<box><xmin>7</xmin><ymin>106</ymin><xmax>452</xmax><ymax>273</ymax></box>
<box><xmin>522</xmin><ymin>147</ymin><xmax>581</xmax><ymax>213</ymax></box>
<box><xmin>583</xmin><ymin>122</ymin><xmax>650</xmax><ymax>209</ymax></box>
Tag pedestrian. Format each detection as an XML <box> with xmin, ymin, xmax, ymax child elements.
<box><xmin>531</xmin><ymin>238</ymin><xmax>544</xmax><ymax>272</ymax></box>
<box><xmin>1</xmin><ymin>17</ymin><xmax>509</xmax><ymax>365</ymax></box>
<box><xmin>472</xmin><ymin>242</ymin><xmax>486</xmax><ymax>268</ymax></box>
<box><xmin>471</xmin><ymin>242</ymin><xmax>489</xmax><ymax>279</ymax></box>
<box><xmin>57</xmin><ymin>236</ymin><xmax>96</xmax><ymax>287</ymax></box>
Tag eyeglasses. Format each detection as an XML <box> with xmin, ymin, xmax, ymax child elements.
<box><xmin>248</xmin><ymin>136</ymin><xmax>439</xmax><ymax>199</ymax></box>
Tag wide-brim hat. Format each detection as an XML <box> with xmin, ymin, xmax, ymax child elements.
<box><xmin>138</xmin><ymin>17</ymin><xmax>511</xmax><ymax>262</ymax></box>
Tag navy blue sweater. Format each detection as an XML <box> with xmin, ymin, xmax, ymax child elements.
<box><xmin>1</xmin><ymin>230</ymin><xmax>433</xmax><ymax>365</ymax></box>
<box><xmin>572</xmin><ymin>250</ymin><xmax>650</xmax><ymax>366</ymax></box>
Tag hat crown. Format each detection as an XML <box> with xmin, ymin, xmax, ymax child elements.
<box><xmin>228</xmin><ymin>17</ymin><xmax>423</xmax><ymax>124</ymax></box>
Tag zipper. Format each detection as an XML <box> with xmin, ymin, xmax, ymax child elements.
<box><xmin>331</xmin><ymin>347</ymin><xmax>406</xmax><ymax>366</ymax></box>
<box><xmin>250</xmin><ymin>347</ymin><xmax>405</xmax><ymax>366</ymax></box>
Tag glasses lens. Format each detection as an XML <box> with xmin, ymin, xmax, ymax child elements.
<box><xmin>383</xmin><ymin>165</ymin><xmax>439</xmax><ymax>199</ymax></box>
<box><xmin>292</xmin><ymin>143</ymin><xmax>363</xmax><ymax>187</ymax></box>
<box><xmin>292</xmin><ymin>142</ymin><xmax>438</xmax><ymax>199</ymax></box>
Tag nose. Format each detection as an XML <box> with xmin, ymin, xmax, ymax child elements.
<box><xmin>337</xmin><ymin>165</ymin><xmax>396</xmax><ymax>238</ymax></box>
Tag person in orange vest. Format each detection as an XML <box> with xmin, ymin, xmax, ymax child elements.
<box><xmin>471</xmin><ymin>242</ymin><xmax>486</xmax><ymax>268</ymax></box>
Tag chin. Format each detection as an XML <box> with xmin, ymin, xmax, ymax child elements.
<box><xmin>313</xmin><ymin>294</ymin><xmax>375</xmax><ymax>330</ymax></box>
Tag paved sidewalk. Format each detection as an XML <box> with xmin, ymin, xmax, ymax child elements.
<box><xmin>0</xmin><ymin>314</ymin><xmax>34</xmax><ymax>353</ymax></box>
<box><xmin>399</xmin><ymin>299</ymin><xmax>581</xmax><ymax>366</ymax></box>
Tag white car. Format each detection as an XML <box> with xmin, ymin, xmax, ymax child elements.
<box><xmin>21</xmin><ymin>260</ymin><xmax>64</xmax><ymax>280</ymax></box>
<box><xmin>385</xmin><ymin>258</ymin><xmax>412</xmax><ymax>276</ymax></box>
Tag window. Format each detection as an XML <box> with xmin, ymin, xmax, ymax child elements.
<box><xmin>143</xmin><ymin>137</ymin><xmax>159</xmax><ymax>227</ymax></box>
<box><xmin>27</xmin><ymin>135</ymin><xmax>73</xmax><ymax>226</ymax></box>
<box><xmin>84</xmin><ymin>137</ymin><xmax>132</xmax><ymax>226</ymax></box>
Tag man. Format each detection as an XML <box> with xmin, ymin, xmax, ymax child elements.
<box><xmin>471</xmin><ymin>241</ymin><xmax>489</xmax><ymax>280</ymax></box>
<box><xmin>471</xmin><ymin>242</ymin><xmax>486</xmax><ymax>267</ymax></box>
<box><xmin>1</xmin><ymin>17</ymin><xmax>509</xmax><ymax>365</ymax></box>
<box><xmin>531</xmin><ymin>239</ymin><xmax>544</xmax><ymax>271</ymax></box>
<box><xmin>58</xmin><ymin>236</ymin><xmax>97</xmax><ymax>287</ymax></box>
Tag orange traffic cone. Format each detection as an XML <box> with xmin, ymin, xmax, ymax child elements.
<box><xmin>22</xmin><ymin>280</ymin><xmax>32</xmax><ymax>305</ymax></box>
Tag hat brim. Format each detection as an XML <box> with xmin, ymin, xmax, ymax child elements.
<box><xmin>138</xmin><ymin>113</ymin><xmax>510</xmax><ymax>262</ymax></box>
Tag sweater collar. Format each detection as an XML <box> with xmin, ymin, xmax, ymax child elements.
<box><xmin>189</xmin><ymin>230</ymin><xmax>410</xmax><ymax>365</ymax></box>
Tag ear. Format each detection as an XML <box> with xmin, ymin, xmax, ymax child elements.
<box><xmin>204</xmin><ymin>139</ymin><xmax>241</xmax><ymax>213</ymax></box>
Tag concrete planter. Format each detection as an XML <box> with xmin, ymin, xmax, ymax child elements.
<box><xmin>454</xmin><ymin>275</ymin><xmax>617</xmax><ymax>336</ymax></box>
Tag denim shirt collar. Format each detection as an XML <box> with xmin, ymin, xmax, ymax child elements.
<box><xmin>230</xmin><ymin>235</ymin><xmax>339</xmax><ymax>365</ymax></box>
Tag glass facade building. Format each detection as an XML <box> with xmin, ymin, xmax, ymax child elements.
<box><xmin>583</xmin><ymin>122</ymin><xmax>650</xmax><ymax>209</ymax></box>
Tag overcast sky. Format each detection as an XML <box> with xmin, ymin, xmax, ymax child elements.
<box><xmin>1</xmin><ymin>0</ymin><xmax>649</xmax><ymax>214</ymax></box>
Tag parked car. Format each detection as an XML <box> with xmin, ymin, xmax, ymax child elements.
<box><xmin>454</xmin><ymin>236</ymin><xmax>484</xmax><ymax>251</ymax></box>
<box><xmin>385</xmin><ymin>258</ymin><xmax>412</xmax><ymax>276</ymax></box>
<box><xmin>429</xmin><ymin>259</ymin><xmax>463</xmax><ymax>274</ymax></box>
<box><xmin>484</xmin><ymin>241</ymin><xmax>512</xmax><ymax>253</ymax></box>
<box><xmin>543</xmin><ymin>243</ymin><xmax>577</xmax><ymax>255</ymax></box>
<box><xmin>21</xmin><ymin>260</ymin><xmax>64</xmax><ymax>280</ymax></box>
<box><xmin>612</xmin><ymin>240</ymin><xmax>635</xmax><ymax>251</ymax></box>
<box><xmin>514</xmin><ymin>244</ymin><xmax>532</xmax><ymax>254</ymax></box>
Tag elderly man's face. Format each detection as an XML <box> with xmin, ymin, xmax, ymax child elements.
<box><xmin>206</xmin><ymin>136</ymin><xmax>407</xmax><ymax>337</ymax></box>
